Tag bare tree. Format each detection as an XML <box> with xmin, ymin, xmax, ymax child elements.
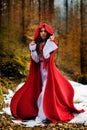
<box><xmin>80</xmin><ymin>0</ymin><xmax>87</xmax><ymax>83</ymax></box>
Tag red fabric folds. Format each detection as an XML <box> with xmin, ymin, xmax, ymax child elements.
<box><xmin>43</xmin><ymin>54</ymin><xmax>84</xmax><ymax>123</ymax></box>
<box><xmin>10</xmin><ymin>53</ymin><xmax>84</xmax><ymax>122</ymax></box>
<box><xmin>10</xmin><ymin>60</ymin><xmax>41</xmax><ymax>119</ymax></box>
<box><xmin>10</xmin><ymin>23</ymin><xmax>84</xmax><ymax>122</ymax></box>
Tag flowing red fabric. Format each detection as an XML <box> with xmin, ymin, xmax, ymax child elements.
<box><xmin>10</xmin><ymin>60</ymin><xmax>41</xmax><ymax>119</ymax></box>
<box><xmin>43</xmin><ymin>54</ymin><xmax>84</xmax><ymax>123</ymax></box>
<box><xmin>10</xmin><ymin>23</ymin><xmax>84</xmax><ymax>122</ymax></box>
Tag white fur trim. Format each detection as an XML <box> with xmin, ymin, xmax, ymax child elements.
<box><xmin>29</xmin><ymin>43</ymin><xmax>36</xmax><ymax>51</ymax></box>
<box><xmin>43</xmin><ymin>39</ymin><xmax>58</xmax><ymax>59</ymax></box>
<box><xmin>31</xmin><ymin>51</ymin><xmax>39</xmax><ymax>63</ymax></box>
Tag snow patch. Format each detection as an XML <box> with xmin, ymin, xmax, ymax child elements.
<box><xmin>2</xmin><ymin>81</ymin><xmax>87</xmax><ymax>127</ymax></box>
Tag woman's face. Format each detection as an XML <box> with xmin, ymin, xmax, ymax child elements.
<box><xmin>40</xmin><ymin>27</ymin><xmax>47</xmax><ymax>40</ymax></box>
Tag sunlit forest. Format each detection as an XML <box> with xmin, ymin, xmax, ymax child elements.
<box><xmin>0</xmin><ymin>0</ymin><xmax>87</xmax><ymax>89</ymax></box>
<box><xmin>0</xmin><ymin>0</ymin><xmax>87</xmax><ymax>129</ymax></box>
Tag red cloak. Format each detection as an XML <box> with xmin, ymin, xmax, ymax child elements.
<box><xmin>10</xmin><ymin>23</ymin><xmax>84</xmax><ymax>122</ymax></box>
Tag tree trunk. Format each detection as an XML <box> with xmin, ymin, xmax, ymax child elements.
<box><xmin>38</xmin><ymin>0</ymin><xmax>41</xmax><ymax>22</ymax></box>
<box><xmin>80</xmin><ymin>0</ymin><xmax>87</xmax><ymax>83</ymax></box>
<box><xmin>65</xmin><ymin>0</ymin><xmax>68</xmax><ymax>34</ymax></box>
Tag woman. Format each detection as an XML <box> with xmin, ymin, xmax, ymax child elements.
<box><xmin>10</xmin><ymin>23</ymin><xmax>84</xmax><ymax>123</ymax></box>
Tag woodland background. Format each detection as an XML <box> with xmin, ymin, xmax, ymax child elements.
<box><xmin>0</xmin><ymin>0</ymin><xmax>87</xmax><ymax>109</ymax></box>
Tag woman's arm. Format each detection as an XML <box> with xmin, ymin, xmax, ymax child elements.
<box><xmin>29</xmin><ymin>41</ymin><xmax>40</xmax><ymax>63</ymax></box>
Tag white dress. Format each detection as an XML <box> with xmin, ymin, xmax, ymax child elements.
<box><xmin>29</xmin><ymin>39</ymin><xmax>58</xmax><ymax>122</ymax></box>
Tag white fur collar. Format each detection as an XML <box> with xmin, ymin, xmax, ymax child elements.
<box><xmin>43</xmin><ymin>39</ymin><xmax>58</xmax><ymax>58</ymax></box>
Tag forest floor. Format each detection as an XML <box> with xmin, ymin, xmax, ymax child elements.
<box><xmin>0</xmin><ymin>79</ymin><xmax>87</xmax><ymax>130</ymax></box>
<box><xmin>0</xmin><ymin>112</ymin><xmax>87</xmax><ymax>130</ymax></box>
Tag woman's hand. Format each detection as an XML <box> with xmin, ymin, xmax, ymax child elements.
<box><xmin>49</xmin><ymin>34</ymin><xmax>55</xmax><ymax>41</ymax></box>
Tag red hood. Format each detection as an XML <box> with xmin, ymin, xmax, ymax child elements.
<box><xmin>34</xmin><ymin>23</ymin><xmax>54</xmax><ymax>40</ymax></box>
